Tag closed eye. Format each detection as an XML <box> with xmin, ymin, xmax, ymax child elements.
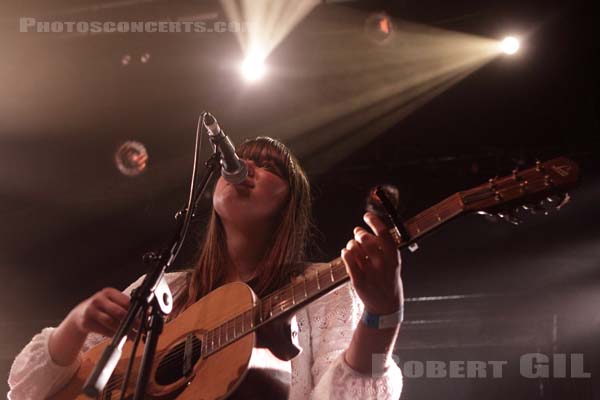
<box><xmin>258</xmin><ymin>161</ymin><xmax>283</xmax><ymax>177</ymax></box>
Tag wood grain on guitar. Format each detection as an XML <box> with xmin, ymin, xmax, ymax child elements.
<box><xmin>50</xmin><ymin>157</ymin><xmax>579</xmax><ymax>400</ymax></box>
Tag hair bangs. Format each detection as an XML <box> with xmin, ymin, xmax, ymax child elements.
<box><xmin>237</xmin><ymin>137</ymin><xmax>293</xmax><ymax>182</ymax></box>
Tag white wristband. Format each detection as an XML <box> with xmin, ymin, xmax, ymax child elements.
<box><xmin>361</xmin><ymin>307</ymin><xmax>403</xmax><ymax>329</ymax></box>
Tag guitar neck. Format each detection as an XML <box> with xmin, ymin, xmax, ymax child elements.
<box><xmin>257</xmin><ymin>193</ymin><xmax>465</xmax><ymax>320</ymax></box>
<box><xmin>202</xmin><ymin>193</ymin><xmax>465</xmax><ymax>357</ymax></box>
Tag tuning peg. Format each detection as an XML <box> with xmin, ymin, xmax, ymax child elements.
<box><xmin>497</xmin><ymin>211</ymin><xmax>522</xmax><ymax>226</ymax></box>
<box><xmin>520</xmin><ymin>203</ymin><xmax>538</xmax><ymax>213</ymax></box>
<box><xmin>536</xmin><ymin>193</ymin><xmax>571</xmax><ymax>213</ymax></box>
<box><xmin>554</xmin><ymin>193</ymin><xmax>571</xmax><ymax>210</ymax></box>
<box><xmin>520</xmin><ymin>203</ymin><xmax>549</xmax><ymax>216</ymax></box>
<box><xmin>477</xmin><ymin>210</ymin><xmax>522</xmax><ymax>225</ymax></box>
<box><xmin>476</xmin><ymin>210</ymin><xmax>500</xmax><ymax>223</ymax></box>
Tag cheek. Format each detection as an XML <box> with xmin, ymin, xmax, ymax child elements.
<box><xmin>212</xmin><ymin>178</ymin><xmax>228</xmax><ymax>213</ymax></box>
<box><xmin>267</xmin><ymin>182</ymin><xmax>290</xmax><ymax>212</ymax></box>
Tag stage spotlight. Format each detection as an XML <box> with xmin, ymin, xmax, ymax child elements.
<box><xmin>364</xmin><ymin>12</ymin><xmax>394</xmax><ymax>44</ymax></box>
<box><xmin>500</xmin><ymin>36</ymin><xmax>520</xmax><ymax>55</ymax></box>
<box><xmin>241</xmin><ymin>49</ymin><xmax>266</xmax><ymax>82</ymax></box>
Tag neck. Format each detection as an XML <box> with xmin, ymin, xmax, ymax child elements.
<box><xmin>221</xmin><ymin>218</ymin><xmax>275</xmax><ymax>282</ymax></box>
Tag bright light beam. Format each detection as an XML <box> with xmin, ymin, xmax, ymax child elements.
<box><xmin>500</xmin><ymin>36</ymin><xmax>520</xmax><ymax>55</ymax></box>
<box><xmin>221</xmin><ymin>0</ymin><xmax>320</xmax><ymax>81</ymax></box>
<box><xmin>238</xmin><ymin>7</ymin><xmax>504</xmax><ymax>171</ymax></box>
<box><xmin>240</xmin><ymin>48</ymin><xmax>267</xmax><ymax>82</ymax></box>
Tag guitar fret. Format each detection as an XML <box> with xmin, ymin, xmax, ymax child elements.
<box><xmin>294</xmin><ymin>282</ymin><xmax>304</xmax><ymax>303</ymax></box>
<box><xmin>333</xmin><ymin>263</ymin><xmax>345</xmax><ymax>281</ymax></box>
<box><xmin>291</xmin><ymin>285</ymin><xmax>295</xmax><ymax>305</ymax></box>
<box><xmin>315</xmin><ymin>270</ymin><xmax>321</xmax><ymax>290</ymax></box>
<box><xmin>250</xmin><ymin>309</ymin><xmax>254</xmax><ymax>328</ymax></box>
<box><xmin>329</xmin><ymin>264</ymin><xmax>335</xmax><ymax>282</ymax></box>
<box><xmin>278</xmin><ymin>295</ymin><xmax>285</xmax><ymax>312</ymax></box>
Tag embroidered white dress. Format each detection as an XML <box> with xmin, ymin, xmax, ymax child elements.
<box><xmin>8</xmin><ymin>269</ymin><xmax>402</xmax><ymax>400</ymax></box>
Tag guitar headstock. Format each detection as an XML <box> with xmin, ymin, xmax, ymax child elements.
<box><xmin>460</xmin><ymin>157</ymin><xmax>580</xmax><ymax>223</ymax></box>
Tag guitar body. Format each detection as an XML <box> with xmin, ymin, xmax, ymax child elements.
<box><xmin>51</xmin><ymin>282</ymin><xmax>259</xmax><ymax>400</ymax></box>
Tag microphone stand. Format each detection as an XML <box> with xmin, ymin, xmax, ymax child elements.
<box><xmin>83</xmin><ymin>112</ymin><xmax>220</xmax><ymax>398</ymax></box>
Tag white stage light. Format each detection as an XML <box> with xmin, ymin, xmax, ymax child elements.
<box><xmin>241</xmin><ymin>49</ymin><xmax>266</xmax><ymax>82</ymax></box>
<box><xmin>500</xmin><ymin>36</ymin><xmax>520</xmax><ymax>55</ymax></box>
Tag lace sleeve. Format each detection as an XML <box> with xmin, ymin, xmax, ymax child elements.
<box><xmin>7</xmin><ymin>272</ymin><xmax>189</xmax><ymax>400</ymax></box>
<box><xmin>307</xmin><ymin>283</ymin><xmax>403</xmax><ymax>400</ymax></box>
<box><xmin>8</xmin><ymin>327</ymin><xmax>83</xmax><ymax>400</ymax></box>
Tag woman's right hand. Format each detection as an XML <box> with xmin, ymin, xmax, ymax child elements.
<box><xmin>49</xmin><ymin>287</ymin><xmax>131</xmax><ymax>366</ymax></box>
<box><xmin>68</xmin><ymin>287</ymin><xmax>131</xmax><ymax>337</ymax></box>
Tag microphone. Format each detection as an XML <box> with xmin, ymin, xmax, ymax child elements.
<box><xmin>203</xmin><ymin>113</ymin><xmax>248</xmax><ymax>184</ymax></box>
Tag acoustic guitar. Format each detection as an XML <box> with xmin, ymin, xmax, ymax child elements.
<box><xmin>50</xmin><ymin>157</ymin><xmax>579</xmax><ymax>400</ymax></box>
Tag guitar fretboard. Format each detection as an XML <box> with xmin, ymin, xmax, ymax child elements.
<box><xmin>202</xmin><ymin>259</ymin><xmax>348</xmax><ymax>356</ymax></box>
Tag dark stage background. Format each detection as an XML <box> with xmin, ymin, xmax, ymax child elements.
<box><xmin>1</xmin><ymin>0</ymin><xmax>598</xmax><ymax>398</ymax></box>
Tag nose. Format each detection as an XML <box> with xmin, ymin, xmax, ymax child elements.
<box><xmin>245</xmin><ymin>160</ymin><xmax>255</xmax><ymax>177</ymax></box>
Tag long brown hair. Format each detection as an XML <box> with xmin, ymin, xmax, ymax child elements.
<box><xmin>177</xmin><ymin>137</ymin><xmax>312</xmax><ymax>311</ymax></box>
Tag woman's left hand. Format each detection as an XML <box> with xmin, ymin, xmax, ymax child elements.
<box><xmin>341</xmin><ymin>212</ymin><xmax>403</xmax><ymax>316</ymax></box>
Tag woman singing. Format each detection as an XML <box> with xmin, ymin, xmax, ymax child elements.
<box><xmin>9</xmin><ymin>137</ymin><xmax>403</xmax><ymax>399</ymax></box>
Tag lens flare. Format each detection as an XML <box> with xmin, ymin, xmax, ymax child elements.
<box><xmin>364</xmin><ymin>12</ymin><xmax>394</xmax><ymax>44</ymax></box>
<box><xmin>115</xmin><ymin>141</ymin><xmax>148</xmax><ymax>176</ymax></box>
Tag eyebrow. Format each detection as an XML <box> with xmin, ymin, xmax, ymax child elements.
<box><xmin>254</xmin><ymin>157</ymin><xmax>287</xmax><ymax>178</ymax></box>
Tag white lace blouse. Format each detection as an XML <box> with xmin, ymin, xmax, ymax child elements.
<box><xmin>8</xmin><ymin>268</ymin><xmax>402</xmax><ymax>399</ymax></box>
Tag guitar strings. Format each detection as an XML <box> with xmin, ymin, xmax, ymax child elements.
<box><xmin>101</xmin><ymin>340</ymin><xmax>204</xmax><ymax>394</ymax></box>
<box><xmin>100</xmin><ymin>270</ymin><xmax>342</xmax><ymax>394</ymax></box>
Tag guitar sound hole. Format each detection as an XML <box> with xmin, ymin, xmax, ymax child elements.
<box><xmin>155</xmin><ymin>335</ymin><xmax>202</xmax><ymax>385</ymax></box>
